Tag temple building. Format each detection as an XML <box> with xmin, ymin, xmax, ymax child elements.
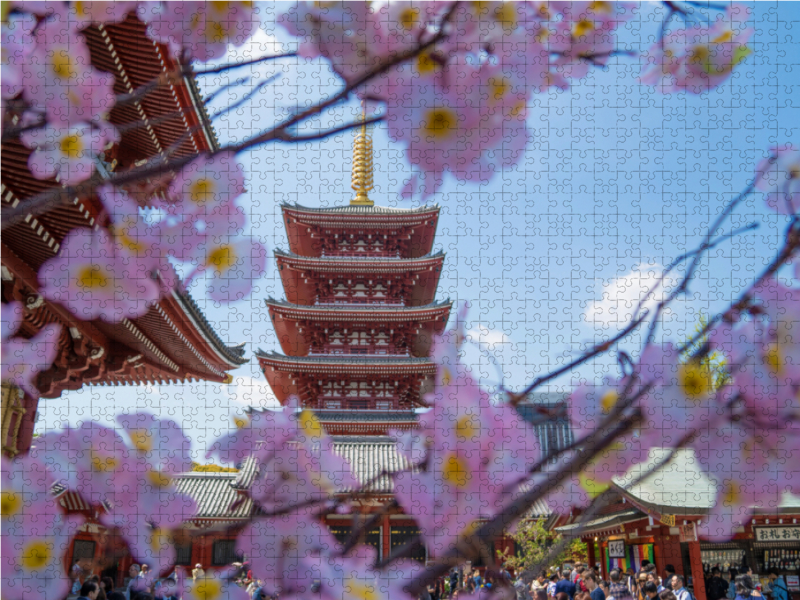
<box><xmin>1</xmin><ymin>14</ymin><xmax>247</xmax><ymax>459</ymax></box>
<box><xmin>255</xmin><ymin>119</ymin><xmax>451</xmax><ymax>561</ymax></box>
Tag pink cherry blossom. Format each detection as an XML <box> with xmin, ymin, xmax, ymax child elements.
<box><xmin>182</xmin><ymin>570</ymin><xmax>250</xmax><ymax>600</ymax></box>
<box><xmin>98</xmin><ymin>185</ymin><xmax>167</xmax><ymax>273</ymax></box>
<box><xmin>237</xmin><ymin>510</ymin><xmax>338</xmax><ymax>597</ymax></box>
<box><xmin>1</xmin><ymin>12</ymin><xmax>36</xmax><ymax>99</ymax></box>
<box><xmin>117</xmin><ymin>412</ymin><xmax>193</xmax><ymax>475</ymax></box>
<box><xmin>166</xmin><ymin>152</ymin><xmax>246</xmax><ymax>221</ymax></box>
<box><xmin>755</xmin><ymin>145</ymin><xmax>800</xmax><ymax>215</ymax></box>
<box><xmin>38</xmin><ymin>227</ymin><xmax>160</xmax><ymax>322</ymax></box>
<box><xmin>202</xmin><ymin>236</ymin><xmax>267</xmax><ymax>303</ymax></box>
<box><xmin>207</xmin><ymin>406</ymin><xmax>299</xmax><ymax>465</ymax></box>
<box><xmin>22</xmin><ymin>122</ymin><xmax>118</xmax><ymax>185</ymax></box>
<box><xmin>641</xmin><ymin>4</ymin><xmax>753</xmax><ymax>94</ymax></box>
<box><xmin>139</xmin><ymin>2</ymin><xmax>260</xmax><ymax>63</ymax></box>
<box><xmin>20</xmin><ymin>18</ymin><xmax>116</xmax><ymax>126</ymax></box>
<box><xmin>1</xmin><ymin>302</ymin><xmax>62</xmax><ymax>397</ymax></box>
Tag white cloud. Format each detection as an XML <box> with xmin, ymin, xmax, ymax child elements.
<box><xmin>584</xmin><ymin>262</ymin><xmax>677</xmax><ymax>329</ymax></box>
<box><xmin>462</xmin><ymin>323</ymin><xmax>527</xmax><ymax>390</ymax></box>
<box><xmin>226</xmin><ymin>374</ymin><xmax>281</xmax><ymax>409</ymax></box>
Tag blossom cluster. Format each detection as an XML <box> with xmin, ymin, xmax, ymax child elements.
<box><xmin>1</xmin><ymin>2</ymin><xmax>266</xmax><ymax>393</ymax></box>
<box><xmin>278</xmin><ymin>2</ymin><xmax>753</xmax><ymax>199</ymax></box>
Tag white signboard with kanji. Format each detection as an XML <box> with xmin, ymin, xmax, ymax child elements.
<box><xmin>754</xmin><ymin>527</ymin><xmax>800</xmax><ymax>542</ymax></box>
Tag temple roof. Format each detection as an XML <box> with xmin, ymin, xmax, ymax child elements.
<box><xmin>281</xmin><ymin>203</ymin><xmax>440</xmax><ymax>258</ymax></box>
<box><xmin>331</xmin><ymin>436</ymin><xmax>412</xmax><ymax>494</ymax></box>
<box><xmin>173</xmin><ymin>471</ymin><xmax>258</xmax><ymax>521</ymax></box>
<box><xmin>256</xmin><ymin>351</ymin><xmax>433</xmax><ymax>367</ymax></box>
<box><xmin>275</xmin><ymin>248</ymin><xmax>445</xmax><ymax>265</ymax></box>
<box><xmin>265</xmin><ymin>297</ymin><xmax>452</xmax><ymax>314</ymax></box>
<box><xmin>282</xmin><ymin>202</ymin><xmax>439</xmax><ymax>216</ymax></box>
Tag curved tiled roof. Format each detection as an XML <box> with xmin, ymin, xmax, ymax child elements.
<box><xmin>173</xmin><ymin>472</ymin><xmax>257</xmax><ymax>520</ymax></box>
<box><xmin>173</xmin><ymin>287</ymin><xmax>248</xmax><ymax>366</ymax></box>
<box><xmin>274</xmin><ymin>248</ymin><xmax>445</xmax><ymax>263</ymax></box>
<box><xmin>265</xmin><ymin>297</ymin><xmax>452</xmax><ymax>312</ymax></box>
<box><xmin>332</xmin><ymin>436</ymin><xmax>412</xmax><ymax>493</ymax></box>
<box><xmin>255</xmin><ymin>351</ymin><xmax>432</xmax><ymax>366</ymax></box>
<box><xmin>282</xmin><ymin>202</ymin><xmax>439</xmax><ymax>215</ymax></box>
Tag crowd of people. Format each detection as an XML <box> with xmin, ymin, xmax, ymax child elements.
<box><xmin>65</xmin><ymin>557</ymin><xmax>792</xmax><ymax>600</ymax></box>
<box><xmin>506</xmin><ymin>561</ymin><xmax>790</xmax><ymax>600</ymax></box>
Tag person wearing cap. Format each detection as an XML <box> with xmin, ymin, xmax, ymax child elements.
<box><xmin>192</xmin><ymin>564</ymin><xmax>205</xmax><ymax>581</ymax></box>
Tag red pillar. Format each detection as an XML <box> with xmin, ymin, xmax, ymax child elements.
<box><xmin>688</xmin><ymin>541</ymin><xmax>707</xmax><ymax>600</ymax></box>
<box><xmin>588</xmin><ymin>541</ymin><xmax>597</xmax><ymax>572</ymax></box>
<box><xmin>659</xmin><ymin>535</ymin><xmax>683</xmax><ymax>580</ymax></box>
<box><xmin>600</xmin><ymin>542</ymin><xmax>608</xmax><ymax>581</ymax></box>
<box><xmin>15</xmin><ymin>392</ymin><xmax>38</xmax><ymax>455</ymax></box>
<box><xmin>382</xmin><ymin>515</ymin><xmax>391</xmax><ymax>564</ymax></box>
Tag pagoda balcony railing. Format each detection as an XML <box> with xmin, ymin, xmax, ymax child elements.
<box><xmin>310</xmin><ymin>347</ymin><xmax>410</xmax><ymax>357</ymax></box>
<box><xmin>316</xmin><ymin>299</ymin><xmax>406</xmax><ymax>306</ymax></box>
<box><xmin>321</xmin><ymin>251</ymin><xmax>401</xmax><ymax>259</ymax></box>
<box><xmin>318</xmin><ymin>398</ymin><xmax>400</xmax><ymax>411</ymax></box>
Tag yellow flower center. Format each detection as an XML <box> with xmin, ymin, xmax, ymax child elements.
<box><xmin>599</xmin><ymin>390</ymin><xmax>619</xmax><ymax>415</ymax></box>
<box><xmin>721</xmin><ymin>479</ymin><xmax>740</xmax><ymax>507</ymax></box>
<box><xmin>574</xmin><ymin>19</ymin><xmax>595</xmax><ymax>37</ymax></box>
<box><xmin>206</xmin><ymin>245</ymin><xmax>237</xmax><ymax>275</ymax></box>
<box><xmin>440</xmin><ymin>365</ymin><xmax>452</xmax><ymax>386</ymax></box>
<box><xmin>51</xmin><ymin>51</ymin><xmax>77</xmax><ymax>80</ymax></box>
<box><xmin>712</xmin><ymin>30</ymin><xmax>734</xmax><ymax>44</ymax></box>
<box><xmin>765</xmin><ymin>343</ymin><xmax>783</xmax><ymax>376</ymax></box>
<box><xmin>91</xmin><ymin>451</ymin><xmax>118</xmax><ymax>472</ymax></box>
<box><xmin>78</xmin><ymin>265</ymin><xmax>111</xmax><ymax>291</ymax></box>
<box><xmin>233</xmin><ymin>415</ymin><xmax>249</xmax><ymax>429</ymax></box>
<box><xmin>678</xmin><ymin>361</ymin><xmax>713</xmax><ymax>402</ymax></box>
<box><xmin>129</xmin><ymin>428</ymin><xmax>153</xmax><ymax>452</ymax></box>
<box><xmin>441</xmin><ymin>453</ymin><xmax>471</xmax><ymax>489</ymax></box>
<box><xmin>578</xmin><ymin>470</ymin><xmax>610</xmax><ymax>498</ymax></box>
<box><xmin>589</xmin><ymin>1</ymin><xmax>613</xmax><ymax>14</ymax></box>
<box><xmin>21</xmin><ymin>540</ymin><xmax>52</xmax><ymax>571</ymax></box>
<box><xmin>488</xmin><ymin>76</ymin><xmax>510</xmax><ymax>102</ymax></box>
<box><xmin>147</xmin><ymin>470</ymin><xmax>172</xmax><ymax>488</ymax></box>
<box><xmin>455</xmin><ymin>414</ymin><xmax>480</xmax><ymax>442</ymax></box>
<box><xmin>189</xmin><ymin>178</ymin><xmax>215</xmax><ymax>205</ymax></box>
<box><xmin>60</xmin><ymin>134</ymin><xmax>84</xmax><ymax>160</ymax></box>
<box><xmin>346</xmin><ymin>577</ymin><xmax>380</xmax><ymax>600</ymax></box>
<box><xmin>298</xmin><ymin>409</ymin><xmax>324</xmax><ymax>439</ymax></box>
<box><xmin>150</xmin><ymin>528</ymin><xmax>171</xmax><ymax>552</ymax></box>
<box><xmin>491</xmin><ymin>3</ymin><xmax>517</xmax><ymax>31</ymax></box>
<box><xmin>193</xmin><ymin>579</ymin><xmax>222</xmax><ymax>600</ymax></box>
<box><xmin>415</xmin><ymin>52</ymin><xmax>439</xmax><ymax>75</ymax></box>
<box><xmin>422</xmin><ymin>108</ymin><xmax>457</xmax><ymax>140</ymax></box>
<box><xmin>1</xmin><ymin>491</ymin><xmax>22</xmax><ymax>517</ymax></box>
<box><xmin>399</xmin><ymin>7</ymin><xmax>420</xmax><ymax>30</ymax></box>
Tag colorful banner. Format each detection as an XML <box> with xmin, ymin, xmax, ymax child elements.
<box><xmin>605</xmin><ymin>544</ymin><xmax>654</xmax><ymax>575</ymax></box>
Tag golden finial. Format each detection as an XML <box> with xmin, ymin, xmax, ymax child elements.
<box><xmin>350</xmin><ymin>104</ymin><xmax>374</xmax><ymax>206</ymax></box>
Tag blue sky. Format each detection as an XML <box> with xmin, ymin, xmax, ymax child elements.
<box><xmin>36</xmin><ymin>2</ymin><xmax>800</xmax><ymax>461</ymax></box>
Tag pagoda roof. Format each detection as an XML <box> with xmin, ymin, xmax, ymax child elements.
<box><xmin>256</xmin><ymin>351</ymin><xmax>434</xmax><ymax>370</ymax></box>
<box><xmin>266</xmin><ymin>298</ymin><xmax>451</xmax><ymax>357</ymax></box>
<box><xmin>313</xmin><ymin>410</ymin><xmax>418</xmax><ymax>423</ymax></box>
<box><xmin>282</xmin><ymin>202</ymin><xmax>439</xmax><ymax>217</ymax></box>
<box><xmin>331</xmin><ymin>436</ymin><xmax>412</xmax><ymax>494</ymax></box>
<box><xmin>275</xmin><ymin>248</ymin><xmax>445</xmax><ymax>268</ymax></box>
<box><xmin>275</xmin><ymin>250</ymin><xmax>445</xmax><ymax>306</ymax></box>
<box><xmin>281</xmin><ymin>203</ymin><xmax>440</xmax><ymax>258</ymax></box>
<box><xmin>265</xmin><ymin>297</ymin><xmax>452</xmax><ymax>318</ymax></box>
<box><xmin>256</xmin><ymin>352</ymin><xmax>435</xmax><ymax>404</ymax></box>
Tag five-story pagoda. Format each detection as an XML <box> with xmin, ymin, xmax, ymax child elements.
<box><xmin>257</xmin><ymin>120</ymin><xmax>451</xmax><ymax>438</ymax></box>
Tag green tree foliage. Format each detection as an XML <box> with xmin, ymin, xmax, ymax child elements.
<box><xmin>499</xmin><ymin>518</ymin><xmax>587</xmax><ymax>576</ymax></box>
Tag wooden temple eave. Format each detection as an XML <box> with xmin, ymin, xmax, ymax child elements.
<box><xmin>255</xmin><ymin>352</ymin><xmax>437</xmax><ymax>374</ymax></box>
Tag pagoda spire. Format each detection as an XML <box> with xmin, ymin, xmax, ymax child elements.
<box><xmin>350</xmin><ymin>105</ymin><xmax>374</xmax><ymax>206</ymax></box>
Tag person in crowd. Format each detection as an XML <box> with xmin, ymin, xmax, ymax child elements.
<box><xmin>575</xmin><ymin>592</ymin><xmax>592</xmax><ymax>600</ymax></box>
<box><xmin>736</xmin><ymin>575</ymin><xmax>763</xmax><ymax>600</ymax></box>
<box><xmin>193</xmin><ymin>563</ymin><xmax>205</xmax><ymax>581</ymax></box>
<box><xmin>577</xmin><ymin>568</ymin><xmax>589</xmax><ymax>593</ymax></box>
<box><xmin>101</xmin><ymin>576</ymin><xmax>115</xmax><ymax>600</ymax></box>
<box><xmin>79</xmin><ymin>581</ymin><xmax>100</xmax><ymax>600</ymax></box>
<box><xmin>600</xmin><ymin>580</ymin><xmax>612</xmax><ymax>600</ymax></box>
<box><xmin>556</xmin><ymin>570</ymin><xmax>577</xmax><ymax>600</ymax></box>
<box><xmin>126</xmin><ymin>565</ymin><xmax>142</xmax><ymax>600</ymax></box>
<box><xmin>708</xmin><ymin>567</ymin><xmax>731</xmax><ymax>600</ymax></box>
<box><xmin>556</xmin><ymin>592</ymin><xmax>572</xmax><ymax>600</ymax></box>
<box><xmin>663</xmin><ymin>567</ymin><xmax>676</xmax><ymax>591</ymax></box>
<box><xmin>644</xmin><ymin>582</ymin><xmax>660</xmax><ymax>600</ymax></box>
<box><xmin>641</xmin><ymin>562</ymin><xmax>651</xmax><ymax>570</ymax></box>
<box><xmin>533</xmin><ymin>574</ymin><xmax>548</xmax><ymax>593</ymax></box>
<box><xmin>536</xmin><ymin>589</ymin><xmax>549</xmax><ymax>600</ymax></box>
<box><xmin>548</xmin><ymin>574</ymin><xmax>560</xmax><ymax>598</ymax></box>
<box><xmin>625</xmin><ymin>570</ymin><xmax>636</xmax><ymax>595</ymax></box>
<box><xmin>728</xmin><ymin>569</ymin><xmax>740</xmax><ymax>600</ymax></box>
<box><xmin>610</xmin><ymin>570</ymin><xmax>633</xmax><ymax>600</ymax></box>
<box><xmin>584</xmin><ymin>572</ymin><xmax>606</xmax><ymax>600</ymax></box>
<box><xmin>671</xmin><ymin>575</ymin><xmax>691</xmax><ymax>600</ymax></box>
<box><xmin>660</xmin><ymin>592</ymin><xmax>678</xmax><ymax>600</ymax></box>
<box><xmin>636</xmin><ymin>573</ymin><xmax>650</xmax><ymax>600</ymax></box>
<box><xmin>109</xmin><ymin>593</ymin><xmax>126</xmax><ymax>600</ymax></box>
<box><xmin>768</xmin><ymin>571</ymin><xmax>789</xmax><ymax>600</ymax></box>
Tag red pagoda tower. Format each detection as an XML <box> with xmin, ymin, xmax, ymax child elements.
<box><xmin>257</xmin><ymin>121</ymin><xmax>451</xmax><ymax>438</ymax></box>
